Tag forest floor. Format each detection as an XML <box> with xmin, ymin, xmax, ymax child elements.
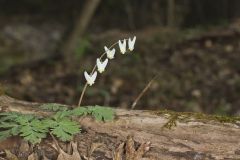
<box><xmin>0</xmin><ymin>19</ymin><xmax>240</xmax><ymax>159</ymax></box>
<box><xmin>0</xmin><ymin>24</ymin><xmax>240</xmax><ymax>116</ymax></box>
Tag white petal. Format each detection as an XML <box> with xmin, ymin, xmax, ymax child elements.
<box><xmin>118</xmin><ymin>39</ymin><xmax>126</xmax><ymax>54</ymax></box>
<box><xmin>84</xmin><ymin>71</ymin><xmax>90</xmax><ymax>81</ymax></box>
<box><xmin>96</xmin><ymin>58</ymin><xmax>101</xmax><ymax>68</ymax></box>
<box><xmin>84</xmin><ymin>71</ymin><xmax>95</xmax><ymax>86</ymax></box>
<box><xmin>104</xmin><ymin>46</ymin><xmax>115</xmax><ymax>59</ymax></box>
<box><xmin>107</xmin><ymin>48</ymin><xmax>115</xmax><ymax>59</ymax></box>
<box><xmin>128</xmin><ymin>36</ymin><xmax>136</xmax><ymax>51</ymax></box>
<box><xmin>96</xmin><ymin>58</ymin><xmax>108</xmax><ymax>73</ymax></box>
<box><xmin>104</xmin><ymin>46</ymin><xmax>109</xmax><ymax>52</ymax></box>
<box><xmin>91</xmin><ymin>71</ymin><xmax>97</xmax><ymax>82</ymax></box>
<box><xmin>102</xmin><ymin>58</ymin><xmax>108</xmax><ymax>69</ymax></box>
<box><xmin>84</xmin><ymin>71</ymin><xmax>97</xmax><ymax>86</ymax></box>
<box><xmin>96</xmin><ymin>59</ymin><xmax>102</xmax><ymax>73</ymax></box>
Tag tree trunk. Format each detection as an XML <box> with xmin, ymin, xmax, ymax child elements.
<box><xmin>60</xmin><ymin>0</ymin><xmax>101</xmax><ymax>66</ymax></box>
<box><xmin>167</xmin><ymin>0</ymin><xmax>175</xmax><ymax>27</ymax></box>
<box><xmin>0</xmin><ymin>95</ymin><xmax>240</xmax><ymax>159</ymax></box>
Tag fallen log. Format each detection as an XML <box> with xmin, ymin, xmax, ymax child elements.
<box><xmin>0</xmin><ymin>94</ymin><xmax>240</xmax><ymax>159</ymax></box>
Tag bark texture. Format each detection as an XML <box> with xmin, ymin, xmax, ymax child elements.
<box><xmin>0</xmin><ymin>95</ymin><xmax>240</xmax><ymax>160</ymax></box>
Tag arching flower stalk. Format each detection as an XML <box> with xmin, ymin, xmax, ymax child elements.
<box><xmin>78</xmin><ymin>36</ymin><xmax>136</xmax><ymax>107</ymax></box>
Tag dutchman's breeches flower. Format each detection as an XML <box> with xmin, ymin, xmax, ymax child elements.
<box><xmin>80</xmin><ymin>36</ymin><xmax>137</xmax><ymax>107</ymax></box>
<box><xmin>84</xmin><ymin>71</ymin><xmax>97</xmax><ymax>86</ymax></box>
<box><xmin>96</xmin><ymin>58</ymin><xmax>108</xmax><ymax>73</ymax></box>
<box><xmin>83</xmin><ymin>37</ymin><xmax>136</xmax><ymax>86</ymax></box>
<box><xmin>128</xmin><ymin>36</ymin><xmax>136</xmax><ymax>51</ymax></box>
<box><xmin>104</xmin><ymin>46</ymin><xmax>115</xmax><ymax>59</ymax></box>
<box><xmin>118</xmin><ymin>39</ymin><xmax>127</xmax><ymax>54</ymax></box>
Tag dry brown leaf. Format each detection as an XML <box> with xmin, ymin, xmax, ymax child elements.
<box><xmin>88</xmin><ymin>143</ymin><xmax>103</xmax><ymax>157</ymax></box>
<box><xmin>135</xmin><ymin>141</ymin><xmax>151</xmax><ymax>160</ymax></box>
<box><xmin>112</xmin><ymin>142</ymin><xmax>124</xmax><ymax>160</ymax></box>
<box><xmin>112</xmin><ymin>136</ymin><xmax>151</xmax><ymax>160</ymax></box>
<box><xmin>126</xmin><ymin>136</ymin><xmax>135</xmax><ymax>160</ymax></box>
<box><xmin>52</xmin><ymin>142</ymin><xmax>81</xmax><ymax>160</ymax></box>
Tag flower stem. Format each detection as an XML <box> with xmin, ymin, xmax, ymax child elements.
<box><xmin>78</xmin><ymin>83</ymin><xmax>88</xmax><ymax>106</ymax></box>
<box><xmin>77</xmin><ymin>40</ymin><xmax>123</xmax><ymax>107</ymax></box>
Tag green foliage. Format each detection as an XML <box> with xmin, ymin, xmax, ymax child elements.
<box><xmin>88</xmin><ymin>106</ymin><xmax>114</xmax><ymax>121</ymax></box>
<box><xmin>19</xmin><ymin>118</ymin><xmax>48</xmax><ymax>144</ymax></box>
<box><xmin>40</xmin><ymin>103</ymin><xmax>68</xmax><ymax>111</ymax></box>
<box><xmin>0</xmin><ymin>112</ymin><xmax>22</xmax><ymax>140</ymax></box>
<box><xmin>49</xmin><ymin>118</ymin><xmax>80</xmax><ymax>141</ymax></box>
<box><xmin>72</xmin><ymin>105</ymin><xmax>114</xmax><ymax>121</ymax></box>
<box><xmin>72</xmin><ymin>107</ymin><xmax>89</xmax><ymax>116</ymax></box>
<box><xmin>0</xmin><ymin>105</ymin><xmax>115</xmax><ymax>144</ymax></box>
<box><xmin>0</xmin><ymin>113</ymin><xmax>48</xmax><ymax>144</ymax></box>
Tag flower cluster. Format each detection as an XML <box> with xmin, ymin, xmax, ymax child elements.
<box><xmin>84</xmin><ymin>36</ymin><xmax>136</xmax><ymax>86</ymax></box>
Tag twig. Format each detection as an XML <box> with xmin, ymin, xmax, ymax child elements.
<box><xmin>50</xmin><ymin>133</ymin><xmax>61</xmax><ymax>153</ymax></box>
<box><xmin>131</xmin><ymin>74</ymin><xmax>159</xmax><ymax>109</ymax></box>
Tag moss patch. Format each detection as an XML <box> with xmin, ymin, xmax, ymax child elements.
<box><xmin>152</xmin><ymin>109</ymin><xmax>240</xmax><ymax>129</ymax></box>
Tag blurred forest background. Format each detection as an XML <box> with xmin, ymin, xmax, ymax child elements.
<box><xmin>0</xmin><ymin>0</ymin><xmax>240</xmax><ymax>116</ymax></box>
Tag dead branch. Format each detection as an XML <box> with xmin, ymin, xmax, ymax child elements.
<box><xmin>0</xmin><ymin>95</ymin><xmax>240</xmax><ymax>159</ymax></box>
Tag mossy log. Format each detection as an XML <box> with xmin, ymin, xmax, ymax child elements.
<box><xmin>0</xmin><ymin>95</ymin><xmax>240</xmax><ymax>159</ymax></box>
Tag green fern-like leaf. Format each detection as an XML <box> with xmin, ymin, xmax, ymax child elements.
<box><xmin>19</xmin><ymin>118</ymin><xmax>49</xmax><ymax>144</ymax></box>
<box><xmin>0</xmin><ymin>105</ymin><xmax>115</xmax><ymax>144</ymax></box>
<box><xmin>52</xmin><ymin>110</ymin><xmax>73</xmax><ymax>120</ymax></box>
<box><xmin>0</xmin><ymin>122</ymin><xmax>18</xmax><ymax>128</ymax></box>
<box><xmin>15</xmin><ymin>114</ymin><xmax>35</xmax><ymax>125</ymax></box>
<box><xmin>0</xmin><ymin>125</ymin><xmax>20</xmax><ymax>140</ymax></box>
<box><xmin>71</xmin><ymin>107</ymin><xmax>89</xmax><ymax>116</ymax></box>
<box><xmin>0</xmin><ymin>122</ymin><xmax>20</xmax><ymax>136</ymax></box>
<box><xmin>0</xmin><ymin>112</ymin><xmax>21</xmax><ymax>121</ymax></box>
<box><xmin>50</xmin><ymin>118</ymin><xmax>80</xmax><ymax>141</ymax></box>
<box><xmin>0</xmin><ymin>130</ymin><xmax>11</xmax><ymax>140</ymax></box>
<box><xmin>39</xmin><ymin>103</ymin><xmax>68</xmax><ymax>112</ymax></box>
<box><xmin>88</xmin><ymin>106</ymin><xmax>114</xmax><ymax>121</ymax></box>
<box><xmin>0</xmin><ymin>113</ymin><xmax>21</xmax><ymax>140</ymax></box>
<box><xmin>0</xmin><ymin>113</ymin><xmax>48</xmax><ymax>144</ymax></box>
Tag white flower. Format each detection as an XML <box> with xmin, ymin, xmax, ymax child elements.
<box><xmin>128</xmin><ymin>36</ymin><xmax>136</xmax><ymax>51</ymax></box>
<box><xmin>104</xmin><ymin>46</ymin><xmax>115</xmax><ymax>59</ymax></box>
<box><xmin>84</xmin><ymin>71</ymin><xmax>97</xmax><ymax>86</ymax></box>
<box><xmin>118</xmin><ymin>39</ymin><xmax>126</xmax><ymax>54</ymax></box>
<box><xmin>96</xmin><ymin>58</ymin><xmax>108</xmax><ymax>73</ymax></box>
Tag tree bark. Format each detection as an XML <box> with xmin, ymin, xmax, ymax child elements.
<box><xmin>60</xmin><ymin>0</ymin><xmax>101</xmax><ymax>66</ymax></box>
<box><xmin>0</xmin><ymin>95</ymin><xmax>240</xmax><ymax>159</ymax></box>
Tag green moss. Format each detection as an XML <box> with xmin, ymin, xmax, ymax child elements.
<box><xmin>152</xmin><ymin>109</ymin><xmax>240</xmax><ymax>129</ymax></box>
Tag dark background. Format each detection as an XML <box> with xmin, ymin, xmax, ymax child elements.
<box><xmin>0</xmin><ymin>0</ymin><xmax>240</xmax><ymax>115</ymax></box>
